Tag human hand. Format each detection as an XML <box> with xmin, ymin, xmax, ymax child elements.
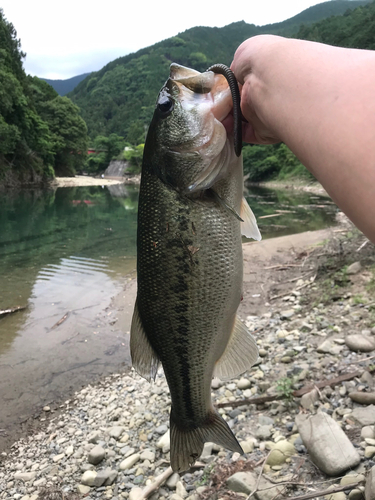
<box><xmin>230</xmin><ymin>35</ymin><xmax>287</xmax><ymax>145</ymax></box>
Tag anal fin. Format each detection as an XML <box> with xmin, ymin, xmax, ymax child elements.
<box><xmin>130</xmin><ymin>299</ymin><xmax>159</xmax><ymax>382</ymax></box>
<box><xmin>241</xmin><ymin>197</ymin><xmax>262</xmax><ymax>241</ymax></box>
<box><xmin>213</xmin><ymin>315</ymin><xmax>259</xmax><ymax>381</ymax></box>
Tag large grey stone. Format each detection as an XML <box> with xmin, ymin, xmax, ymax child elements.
<box><xmin>345</xmin><ymin>335</ymin><xmax>375</xmax><ymax>353</ymax></box>
<box><xmin>352</xmin><ymin>406</ymin><xmax>375</xmax><ymax>426</ymax></box>
<box><xmin>14</xmin><ymin>472</ymin><xmax>37</xmax><ymax>482</ymax></box>
<box><xmin>88</xmin><ymin>444</ymin><xmax>106</xmax><ymax>465</ymax></box>
<box><xmin>365</xmin><ymin>465</ymin><xmax>375</xmax><ymax>500</ymax></box>
<box><xmin>350</xmin><ymin>393</ymin><xmax>375</xmax><ymax>405</ymax></box>
<box><xmin>227</xmin><ymin>471</ymin><xmax>286</xmax><ymax>500</ymax></box>
<box><xmin>296</xmin><ymin>412</ymin><xmax>360</xmax><ymax>476</ymax></box>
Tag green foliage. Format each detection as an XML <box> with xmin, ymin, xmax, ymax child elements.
<box><xmin>242</xmin><ymin>143</ymin><xmax>314</xmax><ymax>182</ymax></box>
<box><xmin>276</xmin><ymin>377</ymin><xmax>295</xmax><ymax>401</ymax></box>
<box><xmin>123</xmin><ymin>144</ymin><xmax>144</xmax><ymax>174</ymax></box>
<box><xmin>0</xmin><ymin>9</ymin><xmax>89</xmax><ymax>184</ymax></box>
<box><xmin>84</xmin><ymin>133</ymin><xmax>125</xmax><ymax>174</ymax></box>
<box><xmin>294</xmin><ymin>1</ymin><xmax>375</xmax><ymax>48</ymax></box>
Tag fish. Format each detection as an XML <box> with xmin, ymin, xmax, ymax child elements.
<box><xmin>130</xmin><ymin>63</ymin><xmax>261</xmax><ymax>473</ymax></box>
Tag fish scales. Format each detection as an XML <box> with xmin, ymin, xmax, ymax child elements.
<box><xmin>137</xmin><ymin>169</ymin><xmax>242</xmax><ymax>424</ymax></box>
<box><xmin>131</xmin><ymin>64</ymin><xmax>261</xmax><ymax>472</ymax></box>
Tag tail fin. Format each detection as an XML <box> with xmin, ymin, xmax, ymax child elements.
<box><xmin>170</xmin><ymin>410</ymin><xmax>243</xmax><ymax>472</ymax></box>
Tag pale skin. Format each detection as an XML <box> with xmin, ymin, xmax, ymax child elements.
<box><xmin>229</xmin><ymin>35</ymin><xmax>375</xmax><ymax>243</ymax></box>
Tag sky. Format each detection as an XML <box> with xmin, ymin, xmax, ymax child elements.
<box><xmin>2</xmin><ymin>0</ymin><xmax>329</xmax><ymax>80</ymax></box>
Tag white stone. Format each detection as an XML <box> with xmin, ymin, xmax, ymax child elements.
<box><xmin>119</xmin><ymin>453</ymin><xmax>141</xmax><ymax>471</ymax></box>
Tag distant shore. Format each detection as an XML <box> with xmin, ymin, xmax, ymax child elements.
<box><xmin>51</xmin><ymin>175</ymin><xmax>141</xmax><ymax>188</ymax></box>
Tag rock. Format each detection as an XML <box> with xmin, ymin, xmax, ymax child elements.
<box><xmin>119</xmin><ymin>453</ymin><xmax>141</xmax><ymax>471</ymax></box>
<box><xmin>77</xmin><ymin>484</ymin><xmax>91</xmax><ymax>495</ymax></box>
<box><xmin>108</xmin><ymin>425</ymin><xmax>124</xmax><ymax>440</ymax></box>
<box><xmin>350</xmin><ymin>393</ymin><xmax>375</xmax><ymax>405</ymax></box>
<box><xmin>81</xmin><ymin>470</ymin><xmax>97</xmax><ymax>486</ymax></box>
<box><xmin>88</xmin><ymin>444</ymin><xmax>106</xmax><ymax>465</ymax></box>
<box><xmin>140</xmin><ymin>449</ymin><xmax>155</xmax><ymax>461</ymax></box>
<box><xmin>155</xmin><ymin>424</ymin><xmax>168</xmax><ymax>435</ymax></box>
<box><xmin>280</xmin><ymin>309</ymin><xmax>295</xmax><ymax>319</ymax></box>
<box><xmin>93</xmin><ymin>468</ymin><xmax>115</xmax><ymax>487</ymax></box>
<box><xmin>366</xmin><ymin>465</ymin><xmax>375</xmax><ymax>500</ymax></box>
<box><xmin>237</xmin><ymin>378</ymin><xmax>251</xmax><ymax>390</ymax></box>
<box><xmin>87</xmin><ymin>430</ymin><xmax>101</xmax><ymax>443</ymax></box>
<box><xmin>325</xmin><ymin>492</ymin><xmax>346</xmax><ymax>500</ymax></box>
<box><xmin>300</xmin><ymin>389</ymin><xmax>319</xmax><ymax>409</ymax></box>
<box><xmin>347</xmin><ymin>262</ymin><xmax>362</xmax><ymax>275</ymax></box>
<box><xmin>340</xmin><ymin>473</ymin><xmax>366</xmax><ymax>486</ymax></box>
<box><xmin>317</xmin><ymin>340</ymin><xmax>335</xmax><ymax>354</ymax></box>
<box><xmin>361</xmin><ymin>426</ymin><xmax>375</xmax><ymax>439</ymax></box>
<box><xmin>129</xmin><ymin>487</ymin><xmax>143</xmax><ymax>500</ymax></box>
<box><xmin>14</xmin><ymin>472</ymin><xmax>37</xmax><ymax>482</ymax></box>
<box><xmin>104</xmin><ymin>470</ymin><xmax>118</xmax><ymax>486</ymax></box>
<box><xmin>166</xmin><ymin>472</ymin><xmax>180</xmax><ymax>489</ymax></box>
<box><xmin>176</xmin><ymin>481</ymin><xmax>188</xmax><ymax>499</ymax></box>
<box><xmin>226</xmin><ymin>471</ymin><xmax>285</xmax><ymax>500</ymax></box>
<box><xmin>345</xmin><ymin>335</ymin><xmax>375</xmax><ymax>353</ymax></box>
<box><xmin>266</xmin><ymin>440</ymin><xmax>295</xmax><ymax>466</ymax></box>
<box><xmin>255</xmin><ymin>425</ymin><xmax>273</xmax><ymax>440</ymax></box>
<box><xmin>349</xmin><ymin>489</ymin><xmax>365</xmax><ymax>500</ymax></box>
<box><xmin>200</xmin><ymin>442</ymin><xmax>214</xmax><ymax>460</ymax></box>
<box><xmin>365</xmin><ymin>447</ymin><xmax>375</xmax><ymax>458</ymax></box>
<box><xmin>296</xmin><ymin>413</ymin><xmax>360</xmax><ymax>475</ymax></box>
<box><xmin>157</xmin><ymin>430</ymin><xmax>170</xmax><ymax>451</ymax></box>
<box><xmin>240</xmin><ymin>439</ymin><xmax>255</xmax><ymax>454</ymax></box>
<box><xmin>352</xmin><ymin>406</ymin><xmax>375</xmax><ymax>426</ymax></box>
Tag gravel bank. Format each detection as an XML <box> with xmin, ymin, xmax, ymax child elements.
<box><xmin>1</xmin><ymin>222</ymin><xmax>375</xmax><ymax>500</ymax></box>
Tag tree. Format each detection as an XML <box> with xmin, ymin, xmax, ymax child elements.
<box><xmin>37</xmin><ymin>96</ymin><xmax>88</xmax><ymax>176</ymax></box>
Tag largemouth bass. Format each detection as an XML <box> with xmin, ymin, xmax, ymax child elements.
<box><xmin>130</xmin><ymin>63</ymin><xmax>261</xmax><ymax>472</ymax></box>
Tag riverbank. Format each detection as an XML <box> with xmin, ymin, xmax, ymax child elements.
<box><xmin>1</xmin><ymin>219</ymin><xmax>375</xmax><ymax>500</ymax></box>
<box><xmin>246</xmin><ymin>178</ymin><xmax>328</xmax><ymax>197</ymax></box>
<box><xmin>50</xmin><ymin>175</ymin><xmax>141</xmax><ymax>188</ymax></box>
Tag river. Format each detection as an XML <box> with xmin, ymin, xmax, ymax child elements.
<box><xmin>0</xmin><ymin>183</ymin><xmax>337</xmax><ymax>450</ymax></box>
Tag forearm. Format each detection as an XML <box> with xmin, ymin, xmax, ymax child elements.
<box><xmin>232</xmin><ymin>36</ymin><xmax>375</xmax><ymax>242</ymax></box>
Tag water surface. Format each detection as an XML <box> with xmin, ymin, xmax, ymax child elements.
<box><xmin>0</xmin><ymin>183</ymin><xmax>337</xmax><ymax>449</ymax></box>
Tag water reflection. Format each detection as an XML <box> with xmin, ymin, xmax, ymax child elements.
<box><xmin>245</xmin><ymin>186</ymin><xmax>337</xmax><ymax>240</ymax></box>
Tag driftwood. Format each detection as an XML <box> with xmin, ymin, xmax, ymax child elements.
<box><xmin>51</xmin><ymin>312</ymin><xmax>70</xmax><ymax>330</ymax></box>
<box><xmin>0</xmin><ymin>305</ymin><xmax>27</xmax><ymax>317</ymax></box>
<box><xmin>288</xmin><ymin>481</ymin><xmax>362</xmax><ymax>500</ymax></box>
<box><xmin>216</xmin><ymin>370</ymin><xmax>366</xmax><ymax>409</ymax></box>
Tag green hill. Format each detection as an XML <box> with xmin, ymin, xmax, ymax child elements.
<box><xmin>295</xmin><ymin>0</ymin><xmax>375</xmax><ymax>48</ymax></box>
<box><xmin>41</xmin><ymin>73</ymin><xmax>91</xmax><ymax>96</ymax></box>
<box><xmin>69</xmin><ymin>0</ymin><xmax>372</xmax><ymax>142</ymax></box>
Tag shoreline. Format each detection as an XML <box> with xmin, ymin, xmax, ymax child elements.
<box><xmin>50</xmin><ymin>175</ymin><xmax>141</xmax><ymax>188</ymax></box>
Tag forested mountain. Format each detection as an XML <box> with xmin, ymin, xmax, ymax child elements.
<box><xmin>69</xmin><ymin>0</ymin><xmax>372</xmax><ymax>142</ymax></box>
<box><xmin>261</xmin><ymin>0</ymin><xmax>370</xmax><ymax>35</ymax></box>
<box><xmin>41</xmin><ymin>73</ymin><xmax>91</xmax><ymax>96</ymax></box>
<box><xmin>295</xmin><ymin>0</ymin><xmax>375</xmax><ymax>48</ymax></box>
<box><xmin>0</xmin><ymin>9</ymin><xmax>88</xmax><ymax>184</ymax></box>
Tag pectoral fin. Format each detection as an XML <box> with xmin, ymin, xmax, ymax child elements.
<box><xmin>241</xmin><ymin>197</ymin><xmax>262</xmax><ymax>241</ymax></box>
<box><xmin>213</xmin><ymin>315</ymin><xmax>259</xmax><ymax>381</ymax></box>
<box><xmin>130</xmin><ymin>299</ymin><xmax>159</xmax><ymax>382</ymax></box>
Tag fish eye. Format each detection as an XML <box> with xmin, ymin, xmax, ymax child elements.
<box><xmin>157</xmin><ymin>96</ymin><xmax>174</xmax><ymax>117</ymax></box>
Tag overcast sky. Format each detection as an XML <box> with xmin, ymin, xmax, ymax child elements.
<box><xmin>2</xmin><ymin>0</ymin><xmax>329</xmax><ymax>80</ymax></box>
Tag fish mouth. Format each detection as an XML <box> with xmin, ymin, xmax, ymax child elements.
<box><xmin>169</xmin><ymin>64</ymin><xmax>234</xmax><ymax>192</ymax></box>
